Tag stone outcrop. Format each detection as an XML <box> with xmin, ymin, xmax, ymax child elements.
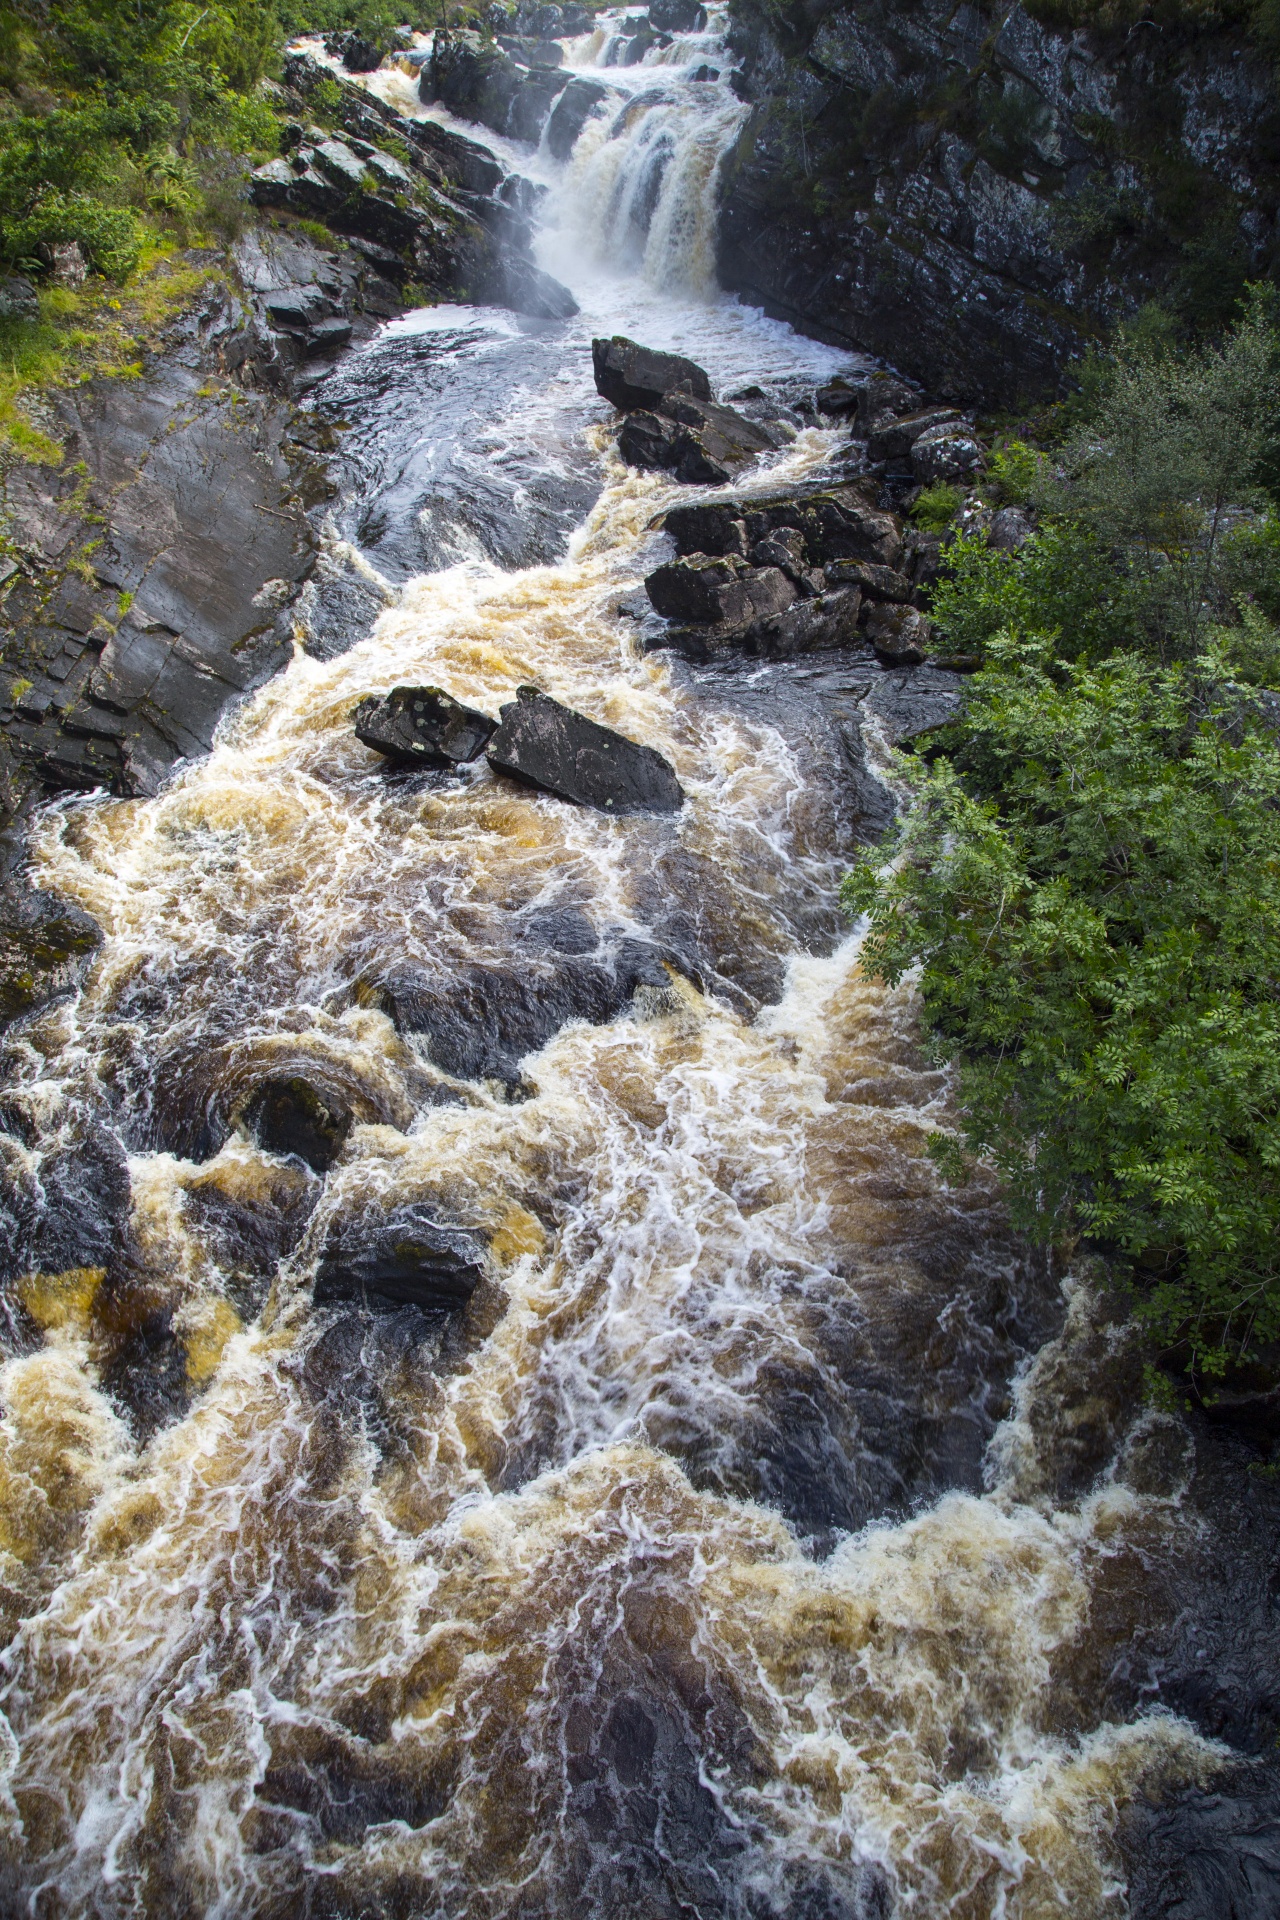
<box><xmin>487</xmin><ymin>685</ymin><xmax>685</xmax><ymax>815</ymax></box>
<box><xmin>595</xmin><ymin>335</ymin><xmax>780</xmax><ymax>484</ymax></box>
<box><xmin>265</xmin><ymin>51</ymin><xmax>578</xmax><ymax>323</ymax></box>
<box><xmin>717</xmin><ymin>0</ymin><xmax>1280</xmax><ymax>405</ymax></box>
<box><xmin>645</xmin><ymin>554</ymin><xmax>796</xmax><ymax>625</ymax></box>
<box><xmin>314</xmin><ymin>1203</ymin><xmax>487</xmax><ymax>1311</ymax></box>
<box><xmin>354</xmin><ymin>686</ymin><xmax>497</xmax><ymax>768</ymax></box>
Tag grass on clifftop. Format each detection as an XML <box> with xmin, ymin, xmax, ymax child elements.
<box><xmin>847</xmin><ymin>292</ymin><xmax>1280</xmax><ymax>1391</ymax></box>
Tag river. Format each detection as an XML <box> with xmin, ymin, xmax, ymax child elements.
<box><xmin>0</xmin><ymin>11</ymin><xmax>1224</xmax><ymax>1915</ymax></box>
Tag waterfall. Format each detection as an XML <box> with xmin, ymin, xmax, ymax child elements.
<box><xmin>0</xmin><ymin>9</ymin><xmax>1222</xmax><ymax>1917</ymax></box>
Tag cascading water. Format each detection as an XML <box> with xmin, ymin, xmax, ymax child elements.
<box><xmin>0</xmin><ymin>12</ymin><xmax>1227</xmax><ymax>1916</ymax></box>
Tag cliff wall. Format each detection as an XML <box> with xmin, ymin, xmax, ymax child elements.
<box><xmin>717</xmin><ymin>0</ymin><xmax>1280</xmax><ymax>404</ymax></box>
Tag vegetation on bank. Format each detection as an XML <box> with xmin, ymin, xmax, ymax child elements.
<box><xmin>848</xmin><ymin>295</ymin><xmax>1280</xmax><ymax>1383</ymax></box>
<box><xmin>0</xmin><ymin>0</ymin><xmax>500</xmax><ymax>460</ymax></box>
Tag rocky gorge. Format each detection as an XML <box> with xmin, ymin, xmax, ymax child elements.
<box><xmin>0</xmin><ymin>4</ymin><xmax>1276</xmax><ymax>1917</ymax></box>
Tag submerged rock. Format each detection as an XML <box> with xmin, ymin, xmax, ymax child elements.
<box><xmin>314</xmin><ymin>1203</ymin><xmax>486</xmax><ymax>1310</ymax></box>
<box><xmin>592</xmin><ymin>335</ymin><xmax>712</xmax><ymax>412</ymax></box>
<box><xmin>0</xmin><ymin>883</ymin><xmax>102</xmax><ymax>1028</ymax></box>
<box><xmin>487</xmin><ymin>686</ymin><xmax>684</xmax><ymax>816</ymax></box>
<box><xmin>354</xmin><ymin>685</ymin><xmax>496</xmax><ymax>768</ymax></box>
<box><xmin>242</xmin><ymin>1077</ymin><xmax>353</xmax><ymax>1173</ymax></box>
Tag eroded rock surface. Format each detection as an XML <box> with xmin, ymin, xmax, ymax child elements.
<box><xmin>487</xmin><ymin>685</ymin><xmax>685</xmax><ymax>816</ymax></box>
<box><xmin>354</xmin><ymin>686</ymin><xmax>497</xmax><ymax>768</ymax></box>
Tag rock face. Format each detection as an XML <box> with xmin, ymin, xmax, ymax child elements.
<box><xmin>487</xmin><ymin>686</ymin><xmax>684</xmax><ymax>816</ymax></box>
<box><xmin>314</xmin><ymin>1203</ymin><xmax>486</xmax><ymax>1311</ymax></box>
<box><xmin>717</xmin><ymin>0</ymin><xmax>1280</xmax><ymax>405</ymax></box>
<box><xmin>263</xmin><ymin>51</ymin><xmax>578</xmax><ymax>324</ymax></box>
<box><xmin>546</xmin><ymin>76</ymin><xmax>620</xmax><ymax>158</ymax></box>
<box><xmin>592</xmin><ymin>336</ymin><xmax>713</xmax><ymax>411</ymax></box>
<box><xmin>354</xmin><ymin>686</ymin><xmax>496</xmax><ymax>768</ymax></box>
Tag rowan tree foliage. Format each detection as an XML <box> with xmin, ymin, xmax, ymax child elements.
<box><xmin>848</xmin><ymin>299</ymin><xmax>1280</xmax><ymax>1375</ymax></box>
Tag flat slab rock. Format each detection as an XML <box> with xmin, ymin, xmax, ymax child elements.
<box><xmin>355</xmin><ymin>685</ymin><xmax>496</xmax><ymax>768</ymax></box>
<box><xmin>314</xmin><ymin>1202</ymin><xmax>486</xmax><ymax>1311</ymax></box>
<box><xmin>487</xmin><ymin>686</ymin><xmax>683</xmax><ymax>816</ymax></box>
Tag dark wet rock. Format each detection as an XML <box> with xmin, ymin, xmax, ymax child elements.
<box><xmin>912</xmin><ymin>422</ymin><xmax>985</xmax><ymax>485</ymax></box>
<box><xmin>664</xmin><ymin>485</ymin><xmax>901</xmax><ymax>570</ymax></box>
<box><xmin>661</xmin><ymin>502</ymin><xmax>750</xmax><ymax>558</ymax></box>
<box><xmin>99</xmin><ymin>1295</ymin><xmax>190</xmax><ymax>1441</ymax></box>
<box><xmin>426</xmin><ymin>28</ymin><xmax>568</xmax><ymax>143</ymax></box>
<box><xmin>487</xmin><ymin>685</ymin><xmax>684</xmax><ymax>816</ymax></box>
<box><xmin>259</xmin><ymin>1721</ymin><xmax>449</xmax><ymax>1846</ymax></box>
<box><xmin>618</xmin><ymin>396</ymin><xmax>777</xmax><ymax>485</ymax></box>
<box><xmin>814</xmin><ymin>375</ymin><xmax>866</xmax><ymax>417</ymax></box>
<box><xmin>651</xmin><ymin>585</ymin><xmax>864</xmax><ymax>663</ymax></box>
<box><xmin>1121</xmin><ymin>1765</ymin><xmax>1280</xmax><ymax>1920</ymax></box>
<box><xmin>546</xmin><ymin>76</ymin><xmax>620</xmax><ymax>158</ymax></box>
<box><xmin>902</xmin><ymin>527</ymin><xmax>946</xmax><ymax>590</ymax></box>
<box><xmin>241</xmin><ymin>1077</ymin><xmax>353</xmax><ymax>1173</ymax></box>
<box><xmin>592</xmin><ymin>334</ymin><xmax>712</xmax><ymax>412</ymax></box>
<box><xmin>750</xmin><ymin>527</ymin><xmax>806</xmax><ymax>579</ymax></box>
<box><xmin>314</xmin><ymin>1203</ymin><xmax>486</xmax><ymax>1311</ymax></box>
<box><xmin>867</xmin><ymin>407</ymin><xmax>965</xmax><ymax>467</ymax></box>
<box><xmin>456</xmin><ymin>237</ymin><xmax>579</xmax><ymax>320</ymax></box>
<box><xmin>366</xmin><ymin>928</ymin><xmax>685</xmax><ymax>1086</ymax></box>
<box><xmin>645</xmin><ymin>554</ymin><xmax>796</xmax><ymax>626</ymax></box>
<box><xmin>860</xmin><ymin>666</ymin><xmax>965</xmax><ymax>744</ymax></box>
<box><xmin>354</xmin><ymin>685</ymin><xmax>496</xmax><ymax>768</ymax></box>
<box><xmin>864</xmin><ymin>602</ymin><xmax>933</xmax><ymax>665</ymax></box>
<box><xmin>856</xmin><ymin>375</ymin><xmax>920</xmax><ymax>432</ymax></box>
<box><xmin>0</xmin><ymin>1114</ymin><xmax>131</xmax><ymax>1287</ymax></box>
<box><xmin>649</xmin><ymin>0</ymin><xmax>707</xmax><ymax>28</ymax></box>
<box><xmin>498</xmin><ymin>34</ymin><xmax>565</xmax><ymax>65</ymax></box>
<box><xmin>0</xmin><ymin>274</ymin><xmax>38</xmax><ymax>321</ymax></box>
<box><xmin>0</xmin><ymin>882</ymin><xmax>101</xmax><ymax>1027</ymax></box>
<box><xmin>325</xmin><ymin>28</ymin><xmax>388</xmax><ymax>70</ymax></box>
<box><xmin>182</xmin><ymin>1161</ymin><xmax>318</xmax><ymax>1322</ymax></box>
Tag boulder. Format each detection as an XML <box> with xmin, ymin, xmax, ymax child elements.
<box><xmin>497</xmin><ymin>34</ymin><xmax>565</xmax><ymax>64</ymax></box>
<box><xmin>507</xmin><ymin>64</ymin><xmax>571</xmax><ymax>142</ymax></box>
<box><xmin>856</xmin><ymin>374</ymin><xmax>920</xmax><ymax>433</ymax></box>
<box><xmin>487</xmin><ymin>685</ymin><xmax>684</xmax><ymax>816</ymax></box>
<box><xmin>749</xmin><ymin>527</ymin><xmax>807</xmax><ymax>580</ymax></box>
<box><xmin>593</xmin><ymin>335</ymin><xmax>712</xmax><ymax>411</ymax></box>
<box><xmin>989</xmin><ymin>506</ymin><xmax>1034</xmax><ymax>551</ymax></box>
<box><xmin>314</xmin><ymin>1203</ymin><xmax>485</xmax><ymax>1311</ymax></box>
<box><xmin>546</xmin><ymin>77</ymin><xmax>619</xmax><ymax>159</ymax></box>
<box><xmin>661</xmin><ymin>502</ymin><xmax>749</xmax><ymax>556</ymax></box>
<box><xmin>354</xmin><ymin>685</ymin><xmax>496</xmax><ymax>768</ymax></box>
<box><xmin>867</xmin><ymin>408</ymin><xmax>965</xmax><ymax>466</ymax></box>
<box><xmin>649</xmin><ymin>0</ymin><xmax>707</xmax><ymax>26</ymax></box>
<box><xmin>325</xmin><ymin>28</ymin><xmax>388</xmax><ymax>70</ymax></box>
<box><xmin>242</xmin><ymin>1077</ymin><xmax>352</xmax><ymax>1173</ymax></box>
<box><xmin>0</xmin><ymin>274</ymin><xmax>38</xmax><ymax>322</ymax></box>
<box><xmin>263</xmin><ymin>285</ymin><xmax>335</xmax><ymax>330</ymax></box>
<box><xmin>619</xmin><ymin>396</ymin><xmax>777</xmax><ymax>485</ymax></box>
<box><xmin>864</xmin><ymin>602</ymin><xmax>933</xmax><ymax>666</ymax></box>
<box><xmin>814</xmin><ymin>376</ymin><xmax>866</xmax><ymax>417</ymax></box>
<box><xmin>649</xmin><ymin>585</ymin><xmax>864</xmax><ymax>662</ymax></box>
<box><xmin>0</xmin><ymin>883</ymin><xmax>102</xmax><ymax>1028</ymax></box>
<box><xmin>645</xmin><ymin>554</ymin><xmax>795</xmax><ymax>625</ymax></box>
<box><xmin>825</xmin><ymin>558</ymin><xmax>913</xmax><ymax>601</ymax></box>
<box><xmin>912</xmin><ymin>423</ymin><xmax>985</xmax><ymax>485</ymax></box>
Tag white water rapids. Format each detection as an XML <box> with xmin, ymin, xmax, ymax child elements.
<box><xmin>0</xmin><ymin>12</ymin><xmax>1225</xmax><ymax>1915</ymax></box>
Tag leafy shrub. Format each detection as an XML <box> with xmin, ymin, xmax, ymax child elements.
<box><xmin>844</xmin><ymin>636</ymin><xmax>1280</xmax><ymax>1371</ymax></box>
<box><xmin>986</xmin><ymin>438</ymin><xmax>1048</xmax><ymax>506</ymax></box>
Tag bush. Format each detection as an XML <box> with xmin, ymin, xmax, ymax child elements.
<box><xmin>844</xmin><ymin>637</ymin><xmax>1280</xmax><ymax>1371</ymax></box>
